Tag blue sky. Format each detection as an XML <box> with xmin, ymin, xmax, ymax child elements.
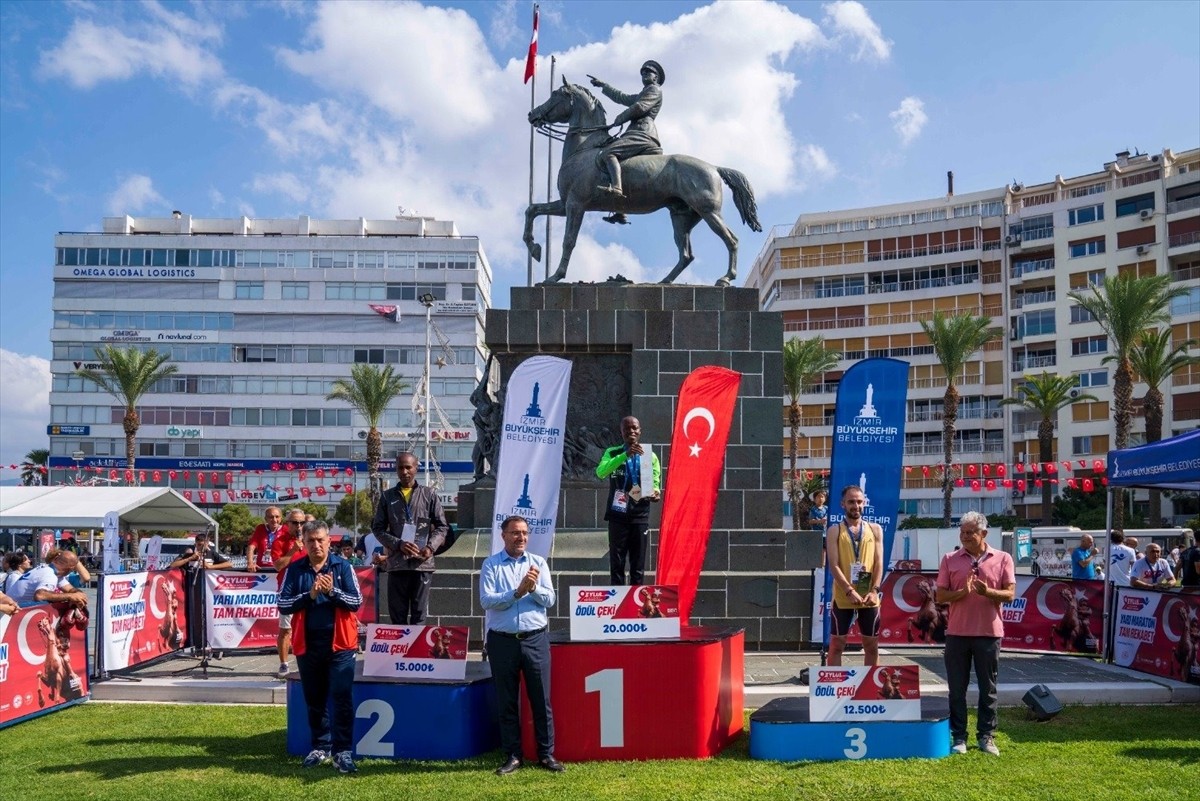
<box><xmin>1</xmin><ymin>0</ymin><xmax>1198</xmax><ymax>471</ymax></box>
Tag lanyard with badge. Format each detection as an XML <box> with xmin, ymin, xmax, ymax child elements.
<box><xmin>611</xmin><ymin>452</ymin><xmax>641</xmax><ymax>513</ymax></box>
<box><xmin>398</xmin><ymin>489</ymin><xmax>419</xmax><ymax>546</ymax></box>
<box><xmin>846</xmin><ymin>522</ymin><xmax>873</xmax><ymax>595</ymax></box>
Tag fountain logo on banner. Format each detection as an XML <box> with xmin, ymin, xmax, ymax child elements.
<box><xmin>490</xmin><ymin>355</ymin><xmax>572</xmax><ymax>556</ymax></box>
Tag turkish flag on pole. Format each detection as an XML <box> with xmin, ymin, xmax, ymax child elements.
<box><xmin>523</xmin><ymin>5</ymin><xmax>538</xmax><ymax>84</ymax></box>
<box><xmin>657</xmin><ymin>366</ymin><xmax>742</xmax><ymax>623</ymax></box>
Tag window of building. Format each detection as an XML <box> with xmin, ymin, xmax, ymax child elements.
<box><xmin>235</xmin><ymin>282</ymin><xmax>265</xmax><ymax>300</ymax></box>
<box><xmin>1072</xmin><ymin>436</ymin><xmax>1094</xmax><ymax>455</ymax></box>
<box><xmin>325</xmin><ymin>282</ymin><xmax>386</xmax><ymax>300</ymax></box>
<box><xmin>1019</xmin><ymin>309</ymin><xmax>1056</xmax><ymax>337</ymax></box>
<box><xmin>461</xmin><ymin>284</ymin><xmax>476</xmax><ymax>302</ymax></box>
<box><xmin>281</xmin><ymin>282</ymin><xmax>309</xmax><ymax>300</ymax></box>
<box><xmin>1068</xmin><ymin>203</ymin><xmax>1104</xmax><ymax>226</ymax></box>
<box><xmin>1115</xmin><ymin>192</ymin><xmax>1155</xmax><ymax>217</ymax></box>
<box><xmin>1172</xmin><ymin>286</ymin><xmax>1200</xmax><ymax>316</ymax></box>
<box><xmin>1068</xmin><ymin>238</ymin><xmax>1105</xmax><ymax>258</ymax></box>
<box><xmin>1069</xmin><ymin>305</ymin><xmax>1096</xmax><ymax>324</ymax></box>
<box><xmin>1074</xmin><ymin>369</ymin><xmax>1107</xmax><ymax>388</ymax></box>
<box><xmin>1071</xmin><ymin>335</ymin><xmax>1108</xmax><ymax>356</ymax></box>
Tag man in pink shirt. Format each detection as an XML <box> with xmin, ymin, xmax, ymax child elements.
<box><xmin>936</xmin><ymin>511</ymin><xmax>1015</xmax><ymax>756</ymax></box>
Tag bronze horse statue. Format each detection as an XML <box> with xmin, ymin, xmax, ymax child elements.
<box><xmin>525</xmin><ymin>79</ymin><xmax>762</xmax><ymax>286</ymax></box>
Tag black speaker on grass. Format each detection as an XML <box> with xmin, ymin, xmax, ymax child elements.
<box><xmin>1022</xmin><ymin>684</ymin><xmax>1063</xmax><ymax>721</ymax></box>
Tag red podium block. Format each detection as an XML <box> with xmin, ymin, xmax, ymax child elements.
<box><xmin>521</xmin><ymin>626</ymin><xmax>744</xmax><ymax>761</ymax></box>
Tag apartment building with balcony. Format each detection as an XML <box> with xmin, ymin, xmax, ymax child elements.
<box><xmin>47</xmin><ymin>213</ymin><xmax>492</xmax><ymax>513</ymax></box>
<box><xmin>747</xmin><ymin>146</ymin><xmax>1200</xmax><ymax>524</ymax></box>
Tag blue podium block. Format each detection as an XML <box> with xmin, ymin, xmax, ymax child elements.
<box><xmin>750</xmin><ymin>697</ymin><xmax>951</xmax><ymax>761</ymax></box>
<box><xmin>287</xmin><ymin>661</ymin><xmax>498</xmax><ymax>760</ymax></box>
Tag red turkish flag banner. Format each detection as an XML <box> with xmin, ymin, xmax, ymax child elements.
<box><xmin>657</xmin><ymin>366</ymin><xmax>742</xmax><ymax>623</ymax></box>
<box><xmin>523</xmin><ymin>6</ymin><xmax>538</xmax><ymax>84</ymax></box>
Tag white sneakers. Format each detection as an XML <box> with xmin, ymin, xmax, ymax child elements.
<box><xmin>951</xmin><ymin>740</ymin><xmax>968</xmax><ymax>755</ymax></box>
<box><xmin>978</xmin><ymin>735</ymin><xmax>1001</xmax><ymax>756</ymax></box>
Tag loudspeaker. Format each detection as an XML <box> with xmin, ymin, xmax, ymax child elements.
<box><xmin>1022</xmin><ymin>684</ymin><xmax>1063</xmax><ymax>721</ymax></box>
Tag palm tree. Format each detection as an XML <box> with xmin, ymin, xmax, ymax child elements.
<box><xmin>1126</xmin><ymin>327</ymin><xmax>1199</xmax><ymax>523</ymax></box>
<box><xmin>21</xmin><ymin>448</ymin><xmax>49</xmax><ymax>486</ymax></box>
<box><xmin>919</xmin><ymin>311</ymin><xmax>1002</xmax><ymax>526</ymax></box>
<box><xmin>76</xmin><ymin>345</ymin><xmax>178</xmax><ymax>479</ymax></box>
<box><xmin>783</xmin><ymin>336</ymin><xmax>840</xmax><ymax>530</ymax></box>
<box><xmin>326</xmin><ymin>364</ymin><xmax>409</xmax><ymax>507</ymax></box>
<box><xmin>1068</xmin><ymin>274</ymin><xmax>1187</xmax><ymax>531</ymax></box>
<box><xmin>1000</xmin><ymin>373</ymin><xmax>1097</xmax><ymax>525</ymax></box>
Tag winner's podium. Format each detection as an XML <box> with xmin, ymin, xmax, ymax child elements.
<box><xmin>521</xmin><ymin>625</ymin><xmax>744</xmax><ymax>761</ymax></box>
<box><xmin>286</xmin><ymin>661</ymin><xmax>498</xmax><ymax>760</ymax></box>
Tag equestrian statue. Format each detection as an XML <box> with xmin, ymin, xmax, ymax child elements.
<box><xmin>524</xmin><ymin>60</ymin><xmax>762</xmax><ymax>286</ymax></box>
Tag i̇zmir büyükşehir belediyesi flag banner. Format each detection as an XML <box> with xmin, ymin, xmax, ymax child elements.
<box><xmin>490</xmin><ymin>355</ymin><xmax>572</xmax><ymax>557</ymax></box>
<box><xmin>657</xmin><ymin>365</ymin><xmax>742</xmax><ymax>622</ymax></box>
<box><xmin>823</xmin><ymin>358</ymin><xmax>909</xmax><ymax>645</ymax></box>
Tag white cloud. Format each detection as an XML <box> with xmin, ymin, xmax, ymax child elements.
<box><xmin>250</xmin><ymin>172</ymin><xmax>309</xmax><ymax>203</ymax></box>
<box><xmin>889</xmin><ymin>96</ymin><xmax>928</xmax><ymax>146</ymax></box>
<box><xmin>556</xmin><ymin>236</ymin><xmax>653</xmax><ymax>284</ymax></box>
<box><xmin>823</xmin><ymin>1</ymin><xmax>891</xmax><ymax>61</ymax></box>
<box><xmin>38</xmin><ymin>7</ymin><xmax>223</xmax><ymax>89</ymax></box>
<box><xmin>107</xmin><ymin>174</ymin><xmax>167</xmax><ymax>216</ymax></box>
<box><xmin>489</xmin><ymin>0</ymin><xmax>521</xmax><ymax>48</ymax></box>
<box><xmin>0</xmin><ymin>349</ymin><xmax>51</xmax><ymax>473</ymax></box>
<box><xmin>796</xmin><ymin>144</ymin><xmax>838</xmax><ymax>187</ymax></box>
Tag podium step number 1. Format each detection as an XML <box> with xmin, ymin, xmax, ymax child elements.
<box><xmin>585</xmin><ymin>668</ymin><xmax>625</xmax><ymax>748</ymax></box>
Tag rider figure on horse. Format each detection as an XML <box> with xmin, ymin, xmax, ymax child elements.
<box><xmin>588</xmin><ymin>60</ymin><xmax>665</xmax><ymax>225</ymax></box>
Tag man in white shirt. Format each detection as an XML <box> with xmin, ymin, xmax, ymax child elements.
<box><xmin>1129</xmin><ymin>543</ymin><xmax>1176</xmax><ymax>590</ymax></box>
<box><xmin>9</xmin><ymin>549</ymin><xmax>88</xmax><ymax>610</ymax></box>
<box><xmin>1108</xmin><ymin>531</ymin><xmax>1137</xmax><ymax>587</ymax></box>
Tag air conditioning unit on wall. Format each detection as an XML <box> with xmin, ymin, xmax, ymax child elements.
<box><xmin>1004</xmin><ymin>234</ymin><xmax>1021</xmax><ymax>246</ymax></box>
<box><xmin>1136</xmin><ymin>244</ymin><xmax>1150</xmax><ymax>256</ymax></box>
<box><xmin>1139</xmin><ymin>208</ymin><xmax>1153</xmax><ymax>221</ymax></box>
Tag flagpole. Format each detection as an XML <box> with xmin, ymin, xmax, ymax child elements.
<box><xmin>545</xmin><ymin>55</ymin><xmax>555</xmax><ymax>280</ymax></box>
<box><xmin>526</xmin><ymin>5</ymin><xmax>538</xmax><ymax>288</ymax></box>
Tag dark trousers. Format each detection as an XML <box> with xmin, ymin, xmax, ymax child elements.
<box><xmin>608</xmin><ymin>517</ymin><xmax>650</xmax><ymax>585</ymax></box>
<box><xmin>386</xmin><ymin>570</ymin><xmax>432</xmax><ymax>624</ymax></box>
<box><xmin>944</xmin><ymin>635</ymin><xmax>1001</xmax><ymax>741</ymax></box>
<box><xmin>486</xmin><ymin>629</ymin><xmax>554</xmax><ymax>760</ymax></box>
<box><xmin>297</xmin><ymin>631</ymin><xmax>357</xmax><ymax>755</ymax></box>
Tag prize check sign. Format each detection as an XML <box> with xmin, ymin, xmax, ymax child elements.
<box><xmin>569</xmin><ymin>585</ymin><xmax>681</xmax><ymax>641</ymax></box>
<box><xmin>363</xmin><ymin>624</ymin><xmax>468</xmax><ymax>680</ymax></box>
<box><xmin>810</xmin><ymin>665</ymin><xmax>921</xmax><ymax>722</ymax></box>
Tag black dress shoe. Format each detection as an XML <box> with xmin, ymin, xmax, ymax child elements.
<box><xmin>495</xmin><ymin>756</ymin><xmax>523</xmax><ymax>775</ymax></box>
<box><xmin>538</xmin><ymin>756</ymin><xmax>565</xmax><ymax>773</ymax></box>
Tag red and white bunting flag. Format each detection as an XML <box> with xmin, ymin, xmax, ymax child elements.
<box><xmin>657</xmin><ymin>365</ymin><xmax>742</xmax><ymax>623</ymax></box>
<box><xmin>523</xmin><ymin>5</ymin><xmax>539</xmax><ymax>84</ymax></box>
<box><xmin>368</xmin><ymin>304</ymin><xmax>399</xmax><ymax>323</ymax></box>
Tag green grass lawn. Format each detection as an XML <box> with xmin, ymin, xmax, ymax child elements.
<box><xmin>2</xmin><ymin>703</ymin><xmax>1195</xmax><ymax>801</ymax></box>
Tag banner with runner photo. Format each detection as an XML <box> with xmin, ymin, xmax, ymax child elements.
<box><xmin>876</xmin><ymin>573</ymin><xmax>1105</xmax><ymax>655</ymax></box>
<box><xmin>101</xmin><ymin>568</ymin><xmax>189</xmax><ymax>670</ymax></box>
<box><xmin>0</xmin><ymin>604</ymin><xmax>89</xmax><ymax>728</ymax></box>
<box><xmin>205</xmin><ymin>569</ymin><xmax>280</xmax><ymax>650</ymax></box>
<box><xmin>1112</xmin><ymin>587</ymin><xmax>1200</xmax><ymax>685</ymax></box>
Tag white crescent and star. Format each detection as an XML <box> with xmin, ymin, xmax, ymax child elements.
<box><xmin>682</xmin><ymin>407</ymin><xmax>715</xmax><ymax>457</ymax></box>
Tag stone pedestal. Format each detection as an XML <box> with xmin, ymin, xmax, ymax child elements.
<box><xmin>439</xmin><ymin>284</ymin><xmax>821</xmax><ymax>649</ymax></box>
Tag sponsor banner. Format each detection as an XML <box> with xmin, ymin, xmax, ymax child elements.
<box><xmin>362</xmin><ymin>624</ymin><xmax>469</xmax><ymax>680</ymax></box>
<box><xmin>434</xmin><ymin>300</ymin><xmax>479</xmax><ymax>315</ymax></box>
<box><xmin>657</xmin><ymin>366</ymin><xmax>742</xmax><ymax>621</ymax></box>
<box><xmin>101</xmin><ymin>569</ymin><xmax>189</xmax><ymax>670</ymax></box>
<box><xmin>204</xmin><ymin>570</ymin><xmax>280</xmax><ymax>650</ymax></box>
<box><xmin>47</xmin><ymin>425</ymin><xmax>90</xmax><ymax>436</ymax></box>
<box><xmin>490</xmin><ymin>356</ymin><xmax>572</xmax><ymax>557</ymax></box>
<box><xmin>355</xmin><ymin>567</ymin><xmax>378</xmax><ymax>625</ymax></box>
<box><xmin>810</xmin><ymin>665</ymin><xmax>921</xmax><ymax>722</ymax></box>
<box><xmin>86</xmin><ymin>329</ymin><xmax>217</xmax><ymax>344</ymax></box>
<box><xmin>165</xmin><ymin>426</ymin><xmax>203</xmax><ymax>439</ymax></box>
<box><xmin>48</xmin><ymin>454</ymin><xmax>474</xmax><ymax>475</ymax></box>
<box><xmin>1113</xmin><ymin>588</ymin><xmax>1200</xmax><ymax>685</ymax></box>
<box><xmin>62</xmin><ymin>266</ymin><xmax>204</xmax><ymax>280</ymax></box>
<box><xmin>569</xmin><ymin>586</ymin><xmax>681</xmax><ymax>641</ymax></box>
<box><xmin>0</xmin><ymin>604</ymin><xmax>90</xmax><ymax>727</ymax></box>
<box><xmin>876</xmin><ymin>573</ymin><xmax>1104</xmax><ymax>655</ymax></box>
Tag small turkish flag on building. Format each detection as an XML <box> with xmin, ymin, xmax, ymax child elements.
<box><xmin>368</xmin><ymin>304</ymin><xmax>400</xmax><ymax>323</ymax></box>
<box><xmin>523</xmin><ymin>5</ymin><xmax>538</xmax><ymax>84</ymax></box>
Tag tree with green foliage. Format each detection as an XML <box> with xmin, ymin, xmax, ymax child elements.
<box><xmin>1001</xmin><ymin>373</ymin><xmax>1097</xmax><ymax>525</ymax></box>
<box><xmin>334</xmin><ymin>490</ymin><xmax>374</xmax><ymax>536</ymax></box>
<box><xmin>21</xmin><ymin>448</ymin><xmax>49</xmax><ymax>486</ymax></box>
<box><xmin>326</xmin><ymin>364</ymin><xmax>409</xmax><ymax>508</ymax></box>
<box><xmin>1125</xmin><ymin>327</ymin><xmax>1199</xmax><ymax>523</ymax></box>
<box><xmin>1053</xmin><ymin>485</ymin><xmax>1145</xmax><ymax>530</ymax></box>
<box><xmin>919</xmin><ymin>311</ymin><xmax>1002</xmax><ymax>526</ymax></box>
<box><xmin>289</xmin><ymin>500</ymin><xmax>330</xmax><ymax>522</ymax></box>
<box><xmin>212</xmin><ymin>503</ymin><xmax>258</xmax><ymax>553</ymax></box>
<box><xmin>75</xmin><ymin>345</ymin><xmax>178</xmax><ymax>477</ymax></box>
<box><xmin>1068</xmin><ymin>273</ymin><xmax>1187</xmax><ymax>533</ymax></box>
<box><xmin>782</xmin><ymin>336</ymin><xmax>839</xmax><ymax>531</ymax></box>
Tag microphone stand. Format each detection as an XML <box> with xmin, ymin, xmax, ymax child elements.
<box><xmin>173</xmin><ymin>549</ymin><xmax>233</xmax><ymax>678</ymax></box>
